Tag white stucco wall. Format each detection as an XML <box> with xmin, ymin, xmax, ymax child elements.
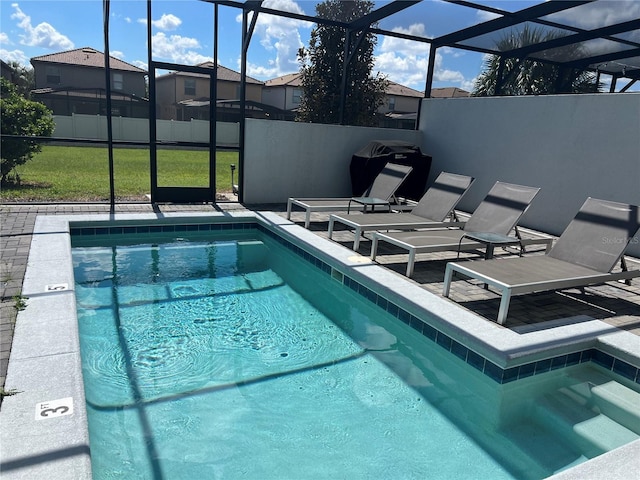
<box><xmin>418</xmin><ymin>93</ymin><xmax>640</xmax><ymax>256</ymax></box>
<box><xmin>243</xmin><ymin>119</ymin><xmax>423</xmax><ymax>204</ymax></box>
<box><xmin>52</xmin><ymin>114</ymin><xmax>240</xmax><ymax>145</ymax></box>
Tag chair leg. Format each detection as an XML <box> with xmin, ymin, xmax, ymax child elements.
<box><xmin>353</xmin><ymin>227</ymin><xmax>362</xmax><ymax>251</ymax></box>
<box><xmin>497</xmin><ymin>289</ymin><xmax>512</xmax><ymax>325</ymax></box>
<box><xmin>406</xmin><ymin>249</ymin><xmax>416</xmax><ymax>277</ymax></box>
<box><xmin>443</xmin><ymin>265</ymin><xmax>454</xmax><ymax>297</ymax></box>
<box><xmin>370</xmin><ymin>236</ymin><xmax>379</xmax><ymax>261</ymax></box>
<box><xmin>328</xmin><ymin>217</ymin><xmax>335</xmax><ymax>239</ymax></box>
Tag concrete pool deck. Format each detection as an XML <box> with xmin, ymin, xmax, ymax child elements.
<box><xmin>1</xmin><ymin>202</ymin><xmax>639</xmax><ymax>479</ymax></box>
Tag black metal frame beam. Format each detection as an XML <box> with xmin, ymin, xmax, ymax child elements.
<box><xmin>432</xmin><ymin>1</ymin><xmax>590</xmax><ymax>47</ymax></box>
<box><xmin>350</xmin><ymin>1</ymin><xmax>421</xmax><ymax>30</ymax></box>
<box><xmin>503</xmin><ymin>19</ymin><xmax>640</xmax><ymax>60</ymax></box>
<box><xmin>571</xmin><ymin>48</ymin><xmax>640</xmax><ymax>79</ymax></box>
<box><xmin>103</xmin><ymin>0</ymin><xmax>115</xmax><ymax>208</ymax></box>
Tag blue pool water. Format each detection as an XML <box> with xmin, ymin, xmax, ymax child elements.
<box><xmin>72</xmin><ymin>227</ymin><xmax>640</xmax><ymax>480</ymax></box>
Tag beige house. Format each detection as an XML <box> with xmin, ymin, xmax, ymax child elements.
<box><xmin>30</xmin><ymin>47</ymin><xmax>148</xmax><ymax>117</ymax></box>
<box><xmin>155</xmin><ymin>62</ymin><xmax>265</xmax><ymax>121</ymax></box>
<box><xmin>262</xmin><ymin>73</ymin><xmax>468</xmax><ymax>128</ymax></box>
<box><xmin>262</xmin><ymin>73</ymin><xmax>303</xmax><ymax>112</ymax></box>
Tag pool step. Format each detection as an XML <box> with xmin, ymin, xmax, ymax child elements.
<box><xmin>591</xmin><ymin>381</ymin><xmax>640</xmax><ymax>435</ymax></box>
<box><xmin>534</xmin><ymin>383</ymin><xmax>640</xmax><ymax>459</ymax></box>
<box><xmin>498</xmin><ymin>421</ymin><xmax>587</xmax><ymax>478</ymax></box>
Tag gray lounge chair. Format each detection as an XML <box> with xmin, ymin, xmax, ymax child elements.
<box><xmin>287</xmin><ymin>163</ymin><xmax>413</xmax><ymax>228</ymax></box>
<box><xmin>327</xmin><ymin>172</ymin><xmax>475</xmax><ymax>250</ymax></box>
<box><xmin>443</xmin><ymin>197</ymin><xmax>640</xmax><ymax>325</ymax></box>
<box><xmin>370</xmin><ymin>182</ymin><xmax>552</xmax><ymax>277</ymax></box>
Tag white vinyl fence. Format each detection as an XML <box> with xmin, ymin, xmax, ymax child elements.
<box><xmin>52</xmin><ymin>114</ymin><xmax>239</xmax><ymax>146</ymax></box>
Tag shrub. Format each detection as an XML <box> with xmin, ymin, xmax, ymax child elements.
<box><xmin>0</xmin><ymin>77</ymin><xmax>55</xmax><ymax>184</ymax></box>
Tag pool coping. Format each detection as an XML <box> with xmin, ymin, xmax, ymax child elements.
<box><xmin>1</xmin><ymin>210</ymin><xmax>638</xmax><ymax>480</ymax></box>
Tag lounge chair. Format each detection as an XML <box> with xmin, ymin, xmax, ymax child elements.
<box><xmin>443</xmin><ymin>197</ymin><xmax>640</xmax><ymax>325</ymax></box>
<box><xmin>370</xmin><ymin>182</ymin><xmax>552</xmax><ymax>277</ymax></box>
<box><xmin>287</xmin><ymin>163</ymin><xmax>413</xmax><ymax>228</ymax></box>
<box><xmin>327</xmin><ymin>172</ymin><xmax>475</xmax><ymax>250</ymax></box>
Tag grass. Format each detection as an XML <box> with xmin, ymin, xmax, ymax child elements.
<box><xmin>1</xmin><ymin>145</ymin><xmax>239</xmax><ymax>202</ymax></box>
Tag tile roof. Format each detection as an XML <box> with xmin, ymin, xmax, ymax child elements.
<box><xmin>30</xmin><ymin>47</ymin><xmax>146</xmax><ymax>73</ymax></box>
<box><xmin>385</xmin><ymin>81</ymin><xmax>423</xmax><ymax>97</ymax></box>
<box><xmin>430</xmin><ymin>87</ymin><xmax>471</xmax><ymax>98</ymax></box>
<box><xmin>156</xmin><ymin>62</ymin><xmax>263</xmax><ymax>85</ymax></box>
<box><xmin>265</xmin><ymin>73</ymin><xmax>302</xmax><ymax>87</ymax></box>
<box><xmin>264</xmin><ymin>73</ymin><xmax>425</xmax><ymax>98</ymax></box>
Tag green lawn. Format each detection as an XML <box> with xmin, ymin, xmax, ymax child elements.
<box><xmin>1</xmin><ymin>145</ymin><xmax>239</xmax><ymax>202</ymax></box>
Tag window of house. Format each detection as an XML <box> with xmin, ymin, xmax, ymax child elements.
<box><xmin>185</xmin><ymin>79</ymin><xmax>196</xmax><ymax>96</ymax></box>
<box><xmin>388</xmin><ymin>96</ymin><xmax>396</xmax><ymax>111</ymax></box>
<box><xmin>112</xmin><ymin>73</ymin><xmax>124</xmax><ymax>91</ymax></box>
<box><xmin>292</xmin><ymin>88</ymin><xmax>302</xmax><ymax>104</ymax></box>
<box><xmin>46</xmin><ymin>66</ymin><xmax>61</xmax><ymax>84</ymax></box>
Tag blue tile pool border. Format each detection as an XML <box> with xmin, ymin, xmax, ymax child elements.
<box><xmin>70</xmin><ymin>220</ymin><xmax>640</xmax><ymax>386</ymax></box>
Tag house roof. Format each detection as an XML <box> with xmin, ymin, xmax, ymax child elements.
<box><xmin>156</xmin><ymin>62</ymin><xmax>263</xmax><ymax>84</ymax></box>
<box><xmin>31</xmin><ymin>86</ymin><xmax>148</xmax><ymax>102</ymax></box>
<box><xmin>30</xmin><ymin>47</ymin><xmax>146</xmax><ymax>73</ymax></box>
<box><xmin>386</xmin><ymin>81</ymin><xmax>423</xmax><ymax>98</ymax></box>
<box><xmin>430</xmin><ymin>87</ymin><xmax>471</xmax><ymax>98</ymax></box>
<box><xmin>264</xmin><ymin>72</ymin><xmax>424</xmax><ymax>98</ymax></box>
<box><xmin>265</xmin><ymin>73</ymin><xmax>303</xmax><ymax>87</ymax></box>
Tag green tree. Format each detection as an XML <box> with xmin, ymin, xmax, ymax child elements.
<box><xmin>6</xmin><ymin>61</ymin><xmax>35</xmax><ymax>98</ymax></box>
<box><xmin>473</xmin><ymin>26</ymin><xmax>601</xmax><ymax>96</ymax></box>
<box><xmin>1</xmin><ymin>77</ymin><xmax>55</xmax><ymax>184</ymax></box>
<box><xmin>296</xmin><ymin>0</ymin><xmax>388</xmax><ymax>126</ymax></box>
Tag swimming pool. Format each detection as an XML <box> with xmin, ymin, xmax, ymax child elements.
<box><xmin>1</xmin><ymin>211</ymin><xmax>638</xmax><ymax>480</ymax></box>
<box><xmin>70</xmin><ymin>219</ymin><xmax>640</xmax><ymax>479</ymax></box>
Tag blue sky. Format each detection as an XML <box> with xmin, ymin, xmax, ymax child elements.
<box><xmin>1</xmin><ymin>0</ymin><xmax>635</xmax><ymax>92</ymax></box>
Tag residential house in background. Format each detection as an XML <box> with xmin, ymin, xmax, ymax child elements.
<box><xmin>262</xmin><ymin>73</ymin><xmax>302</xmax><ymax>119</ymax></box>
<box><xmin>1</xmin><ymin>59</ymin><xmax>16</xmax><ymax>83</ymax></box>
<box><xmin>155</xmin><ymin>62</ymin><xmax>276</xmax><ymax>122</ymax></box>
<box><xmin>262</xmin><ymin>73</ymin><xmax>448</xmax><ymax>129</ymax></box>
<box><xmin>30</xmin><ymin>47</ymin><xmax>148</xmax><ymax>118</ymax></box>
<box><xmin>379</xmin><ymin>85</ymin><xmax>471</xmax><ymax>129</ymax></box>
<box><xmin>377</xmin><ymin>81</ymin><xmax>424</xmax><ymax>129</ymax></box>
<box><xmin>24</xmin><ymin>46</ymin><xmax>470</xmax><ymax>128</ymax></box>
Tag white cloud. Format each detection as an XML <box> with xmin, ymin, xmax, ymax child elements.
<box><xmin>151</xmin><ymin>32</ymin><xmax>211</xmax><ymax>65</ymax></box>
<box><xmin>10</xmin><ymin>3</ymin><xmax>74</xmax><ymax>50</ymax></box>
<box><xmin>375</xmin><ymin>24</ymin><xmax>433</xmax><ymax>88</ymax></box>
<box><xmin>460</xmin><ymin>77</ymin><xmax>477</xmax><ymax>92</ymax></box>
<box><xmin>435</xmin><ymin>68</ymin><xmax>464</xmax><ymax>84</ymax></box>
<box><xmin>379</xmin><ymin>24</ymin><xmax>430</xmax><ymax>56</ymax></box>
<box><xmin>375</xmin><ymin>50</ymin><xmax>430</xmax><ymax>88</ymax></box>
<box><xmin>548</xmin><ymin>0</ymin><xmax>640</xmax><ymax>30</ymax></box>
<box><xmin>476</xmin><ymin>10</ymin><xmax>500</xmax><ymax>23</ymax></box>
<box><xmin>0</xmin><ymin>48</ymin><xmax>29</xmax><ymax>66</ymax></box>
<box><xmin>152</xmin><ymin>13</ymin><xmax>182</xmax><ymax>31</ymax></box>
<box><xmin>0</xmin><ymin>32</ymin><xmax>10</xmax><ymax>45</ymax></box>
<box><xmin>239</xmin><ymin>0</ymin><xmax>312</xmax><ymax>78</ymax></box>
<box><xmin>375</xmin><ymin>22</ymin><xmax>474</xmax><ymax>89</ymax></box>
<box><xmin>246</xmin><ymin>61</ymin><xmax>278</xmax><ymax>79</ymax></box>
<box><xmin>132</xmin><ymin>59</ymin><xmax>148</xmax><ymax>71</ymax></box>
<box><xmin>110</xmin><ymin>50</ymin><xmax>125</xmax><ymax>60</ymax></box>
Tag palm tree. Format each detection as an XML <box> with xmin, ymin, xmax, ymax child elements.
<box><xmin>473</xmin><ymin>26</ymin><xmax>601</xmax><ymax>96</ymax></box>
